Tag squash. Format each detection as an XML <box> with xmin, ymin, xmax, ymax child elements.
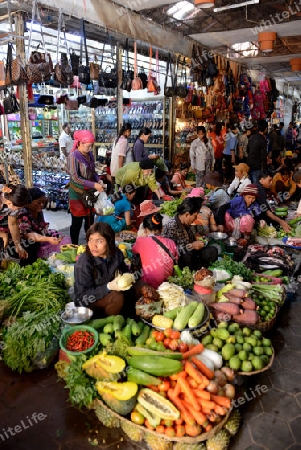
<box><xmin>96</xmin><ymin>381</ymin><xmax>138</xmax><ymax>416</ymax></box>
<box><xmin>82</xmin><ymin>353</ymin><xmax>125</xmax><ymax>381</ymax></box>
<box><xmin>128</xmin><ymin>355</ymin><xmax>182</xmax><ymax>377</ymax></box>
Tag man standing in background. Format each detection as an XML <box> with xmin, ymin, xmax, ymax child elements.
<box><xmin>59</xmin><ymin>123</ymin><xmax>73</xmax><ymax>160</ymax></box>
<box><xmin>247</xmin><ymin>119</ymin><xmax>268</xmax><ymax>184</ymax></box>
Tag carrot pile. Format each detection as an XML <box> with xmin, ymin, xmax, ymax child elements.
<box><xmin>147</xmin><ymin>351</ymin><xmax>233</xmax><ymax>438</ymax></box>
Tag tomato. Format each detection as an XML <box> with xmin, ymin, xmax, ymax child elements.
<box><xmin>156</xmin><ymin>425</ymin><xmax>165</xmax><ymax>434</ymax></box>
<box><xmin>168</xmin><ymin>339</ymin><xmax>179</xmax><ymax>351</ymax></box>
<box><xmin>165</xmin><ymin>427</ymin><xmax>175</xmax><ymax>438</ymax></box>
<box><xmin>158</xmin><ymin>380</ymin><xmax>170</xmax><ymax>392</ymax></box>
<box><xmin>131</xmin><ymin>411</ymin><xmax>144</xmax><ymax>425</ymax></box>
<box><xmin>163</xmin><ymin>338</ymin><xmax>171</xmax><ymax>348</ymax></box>
<box><xmin>156</xmin><ymin>331</ymin><xmax>165</xmax><ymax>342</ymax></box>
<box><xmin>164</xmin><ymin>328</ymin><xmax>173</xmax><ymax>338</ymax></box>
<box><xmin>178</xmin><ymin>342</ymin><xmax>189</xmax><ymax>353</ymax></box>
<box><xmin>170</xmin><ymin>330</ymin><xmax>181</xmax><ymax>340</ymax></box>
<box><xmin>175</xmin><ymin>424</ymin><xmax>186</xmax><ymax>437</ymax></box>
<box><xmin>151</xmin><ymin>330</ymin><xmax>158</xmax><ymax>339</ymax></box>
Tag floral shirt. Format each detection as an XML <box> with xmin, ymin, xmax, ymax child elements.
<box><xmin>0</xmin><ymin>205</ymin><xmax>25</xmax><ymax>232</ymax></box>
<box><xmin>18</xmin><ymin>209</ymin><xmax>60</xmax><ymax>238</ymax></box>
<box><xmin>162</xmin><ymin>215</ymin><xmax>195</xmax><ymax>254</ymax></box>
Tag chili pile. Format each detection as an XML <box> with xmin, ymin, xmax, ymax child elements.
<box><xmin>66</xmin><ymin>330</ymin><xmax>95</xmax><ymax>352</ymax></box>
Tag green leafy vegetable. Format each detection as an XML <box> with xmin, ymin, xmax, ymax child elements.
<box><xmin>168</xmin><ymin>266</ymin><xmax>195</xmax><ymax>290</ymax></box>
<box><xmin>160</xmin><ymin>198</ymin><xmax>183</xmax><ymax>217</ymax></box>
<box><xmin>209</xmin><ymin>256</ymin><xmax>252</xmax><ymax>281</ymax></box>
<box><xmin>64</xmin><ymin>355</ymin><xmax>97</xmax><ymax>409</ymax></box>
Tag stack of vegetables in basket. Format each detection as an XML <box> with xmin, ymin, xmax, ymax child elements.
<box><xmin>55</xmin><ymin>313</ymin><xmax>241</xmax><ymax>446</ymax></box>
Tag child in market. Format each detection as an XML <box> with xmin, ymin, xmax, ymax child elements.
<box><xmin>0</xmin><ymin>184</ymin><xmax>31</xmax><ymax>263</ymax></box>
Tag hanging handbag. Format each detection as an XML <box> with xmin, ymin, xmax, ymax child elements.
<box><xmin>70</xmin><ymin>50</ymin><xmax>80</xmax><ymax>76</ymax></box>
<box><xmin>175</xmin><ymin>57</ymin><xmax>188</xmax><ymax>98</ymax></box>
<box><xmin>120</xmin><ymin>39</ymin><xmax>133</xmax><ymax>92</ymax></box>
<box><xmin>77</xmin><ymin>95</ymin><xmax>87</xmax><ymax>105</ymax></box>
<box><xmin>53</xmin><ymin>11</ymin><xmax>74</xmax><ymax>86</ymax></box>
<box><xmin>99</xmin><ymin>44</ymin><xmax>117</xmax><ymax>89</ymax></box>
<box><xmin>26</xmin><ymin>1</ymin><xmax>53</xmax><ymax>84</ymax></box>
<box><xmin>11</xmin><ymin>54</ymin><xmax>28</xmax><ymax>85</ymax></box>
<box><xmin>3</xmin><ymin>89</ymin><xmax>20</xmax><ymax>114</ymax></box>
<box><xmin>38</xmin><ymin>94</ymin><xmax>54</xmax><ymax>105</ymax></box>
<box><xmin>164</xmin><ymin>53</ymin><xmax>175</xmax><ymax>97</ymax></box>
<box><xmin>131</xmin><ymin>42</ymin><xmax>143</xmax><ymax>90</ymax></box>
<box><xmin>147</xmin><ymin>47</ymin><xmax>158</xmax><ymax>93</ymax></box>
<box><xmin>4</xmin><ymin>42</ymin><xmax>13</xmax><ymax>86</ymax></box>
<box><xmin>65</xmin><ymin>98</ymin><xmax>78</xmax><ymax>110</ymax></box>
<box><xmin>78</xmin><ymin>19</ymin><xmax>90</xmax><ymax>85</ymax></box>
<box><xmin>90</xmin><ymin>60</ymin><xmax>100</xmax><ymax>80</ymax></box>
<box><xmin>138</xmin><ymin>66</ymin><xmax>148</xmax><ymax>89</ymax></box>
<box><xmin>0</xmin><ymin>60</ymin><xmax>6</xmax><ymax>86</ymax></box>
<box><xmin>154</xmin><ymin>49</ymin><xmax>161</xmax><ymax>95</ymax></box>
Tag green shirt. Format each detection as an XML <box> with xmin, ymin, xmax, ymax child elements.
<box><xmin>115</xmin><ymin>162</ymin><xmax>157</xmax><ymax>192</ymax></box>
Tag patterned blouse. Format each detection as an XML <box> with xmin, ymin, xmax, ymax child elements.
<box><xmin>162</xmin><ymin>215</ymin><xmax>195</xmax><ymax>254</ymax></box>
<box><xmin>18</xmin><ymin>209</ymin><xmax>60</xmax><ymax>238</ymax></box>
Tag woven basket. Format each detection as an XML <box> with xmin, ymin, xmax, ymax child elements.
<box><xmin>94</xmin><ymin>397</ymin><xmax>232</xmax><ymax>443</ymax></box>
<box><xmin>238</xmin><ymin>348</ymin><xmax>274</xmax><ymax>376</ymax></box>
<box><xmin>247</xmin><ymin>307</ymin><xmax>279</xmax><ymax>332</ymax></box>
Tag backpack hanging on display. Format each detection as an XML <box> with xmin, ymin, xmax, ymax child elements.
<box><xmin>78</xmin><ymin>19</ymin><xmax>90</xmax><ymax>85</ymax></box>
<box><xmin>131</xmin><ymin>42</ymin><xmax>143</xmax><ymax>90</ymax></box>
<box><xmin>53</xmin><ymin>10</ymin><xmax>74</xmax><ymax>86</ymax></box>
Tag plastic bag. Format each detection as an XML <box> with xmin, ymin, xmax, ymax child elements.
<box><xmin>232</xmin><ymin>218</ymin><xmax>241</xmax><ymax>240</ymax></box>
<box><xmin>94</xmin><ymin>192</ymin><xmax>115</xmax><ymax>216</ymax></box>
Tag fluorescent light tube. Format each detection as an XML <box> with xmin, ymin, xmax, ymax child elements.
<box><xmin>213</xmin><ymin>0</ymin><xmax>259</xmax><ymax>13</ymax></box>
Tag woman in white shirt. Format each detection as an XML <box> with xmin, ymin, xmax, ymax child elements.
<box><xmin>227</xmin><ymin>163</ymin><xmax>251</xmax><ymax>198</ymax></box>
<box><xmin>189</xmin><ymin>126</ymin><xmax>214</xmax><ymax>187</ymax></box>
<box><xmin>110</xmin><ymin>123</ymin><xmax>132</xmax><ymax>187</ymax></box>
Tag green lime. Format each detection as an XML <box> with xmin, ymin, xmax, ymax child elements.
<box><xmin>242</xmin><ymin>327</ymin><xmax>252</xmax><ymax>337</ymax></box>
<box><xmin>213</xmin><ymin>337</ymin><xmax>224</xmax><ymax>349</ymax></box>
<box><xmin>235</xmin><ymin>343</ymin><xmax>243</xmax><ymax>352</ymax></box>
<box><xmin>243</xmin><ymin>342</ymin><xmax>252</xmax><ymax>352</ymax></box>
<box><xmin>202</xmin><ymin>335</ymin><xmax>213</xmax><ymax>346</ymax></box>
<box><xmin>262</xmin><ymin>338</ymin><xmax>271</xmax><ymax>347</ymax></box>
<box><xmin>235</xmin><ymin>334</ymin><xmax>245</xmax><ymax>344</ymax></box>
<box><xmin>241</xmin><ymin>360</ymin><xmax>253</xmax><ymax>372</ymax></box>
<box><xmin>217</xmin><ymin>321</ymin><xmax>229</xmax><ymax>329</ymax></box>
<box><xmin>252</xmin><ymin>356</ymin><xmax>264</xmax><ymax>370</ymax></box>
<box><xmin>264</xmin><ymin>347</ymin><xmax>273</xmax><ymax>356</ymax></box>
<box><xmin>226</xmin><ymin>335</ymin><xmax>236</xmax><ymax>344</ymax></box>
<box><xmin>254</xmin><ymin>346</ymin><xmax>264</xmax><ymax>356</ymax></box>
<box><xmin>222</xmin><ymin>343</ymin><xmax>236</xmax><ymax>361</ymax></box>
<box><xmin>229</xmin><ymin>355</ymin><xmax>241</xmax><ymax>370</ymax></box>
<box><xmin>228</xmin><ymin>323</ymin><xmax>240</xmax><ymax>334</ymax></box>
<box><xmin>248</xmin><ymin>353</ymin><xmax>255</xmax><ymax>361</ymax></box>
<box><xmin>206</xmin><ymin>344</ymin><xmax>219</xmax><ymax>352</ymax></box>
<box><xmin>238</xmin><ymin>350</ymin><xmax>248</xmax><ymax>361</ymax></box>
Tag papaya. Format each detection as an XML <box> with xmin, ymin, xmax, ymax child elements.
<box><xmin>136</xmin><ymin>404</ymin><xmax>161</xmax><ymax>427</ymax></box>
<box><xmin>96</xmin><ymin>381</ymin><xmax>138</xmax><ymax>416</ymax></box>
<box><xmin>82</xmin><ymin>353</ymin><xmax>125</xmax><ymax>381</ymax></box>
<box><xmin>137</xmin><ymin>388</ymin><xmax>180</xmax><ymax>420</ymax></box>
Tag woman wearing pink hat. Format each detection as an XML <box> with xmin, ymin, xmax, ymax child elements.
<box><xmin>69</xmin><ymin>130</ymin><xmax>105</xmax><ymax>244</ymax></box>
<box><xmin>216</xmin><ymin>184</ymin><xmax>261</xmax><ymax>241</ymax></box>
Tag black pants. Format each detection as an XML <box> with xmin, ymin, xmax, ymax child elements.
<box><xmin>178</xmin><ymin>246</ymin><xmax>218</xmax><ymax>271</ymax></box>
<box><xmin>70</xmin><ymin>213</ymin><xmax>94</xmax><ymax>245</ymax></box>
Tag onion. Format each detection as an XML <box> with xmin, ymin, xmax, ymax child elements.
<box><xmin>218</xmin><ymin>387</ymin><xmax>225</xmax><ymax>396</ymax></box>
<box><xmin>221</xmin><ymin>367</ymin><xmax>235</xmax><ymax>381</ymax></box>
<box><xmin>206</xmin><ymin>380</ymin><xmax>219</xmax><ymax>394</ymax></box>
<box><xmin>224</xmin><ymin>383</ymin><xmax>236</xmax><ymax>399</ymax></box>
<box><xmin>214</xmin><ymin>370</ymin><xmax>227</xmax><ymax>387</ymax></box>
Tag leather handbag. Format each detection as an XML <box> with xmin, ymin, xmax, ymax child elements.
<box><xmin>100</xmin><ymin>65</ymin><xmax>118</xmax><ymax>89</ymax></box>
<box><xmin>147</xmin><ymin>46</ymin><xmax>158</xmax><ymax>93</ymax></box>
<box><xmin>11</xmin><ymin>55</ymin><xmax>28</xmax><ymax>85</ymax></box>
<box><xmin>78</xmin><ymin>19</ymin><xmax>90</xmax><ymax>85</ymax></box>
<box><xmin>77</xmin><ymin>95</ymin><xmax>87</xmax><ymax>105</ymax></box>
<box><xmin>70</xmin><ymin>50</ymin><xmax>80</xmax><ymax>76</ymax></box>
<box><xmin>120</xmin><ymin>39</ymin><xmax>133</xmax><ymax>92</ymax></box>
<box><xmin>138</xmin><ymin>67</ymin><xmax>148</xmax><ymax>89</ymax></box>
<box><xmin>3</xmin><ymin>90</ymin><xmax>20</xmax><ymax>114</ymax></box>
<box><xmin>53</xmin><ymin>13</ymin><xmax>74</xmax><ymax>86</ymax></box>
<box><xmin>164</xmin><ymin>53</ymin><xmax>175</xmax><ymax>97</ymax></box>
<box><xmin>175</xmin><ymin>57</ymin><xmax>188</xmax><ymax>98</ymax></box>
<box><xmin>38</xmin><ymin>95</ymin><xmax>54</xmax><ymax>105</ymax></box>
<box><xmin>90</xmin><ymin>61</ymin><xmax>100</xmax><ymax>80</ymax></box>
<box><xmin>65</xmin><ymin>98</ymin><xmax>78</xmax><ymax>110</ymax></box>
<box><xmin>4</xmin><ymin>42</ymin><xmax>13</xmax><ymax>86</ymax></box>
<box><xmin>131</xmin><ymin>42</ymin><xmax>143</xmax><ymax>90</ymax></box>
<box><xmin>0</xmin><ymin>60</ymin><xmax>6</xmax><ymax>86</ymax></box>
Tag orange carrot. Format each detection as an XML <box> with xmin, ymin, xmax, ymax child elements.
<box><xmin>211</xmin><ymin>395</ymin><xmax>231</xmax><ymax>409</ymax></box>
<box><xmin>167</xmin><ymin>390</ymin><xmax>195</xmax><ymax>425</ymax></box>
<box><xmin>191</xmin><ymin>357</ymin><xmax>215</xmax><ymax>380</ymax></box>
<box><xmin>182</xmin><ymin>343</ymin><xmax>204</xmax><ymax>359</ymax></box>
<box><xmin>185</xmin><ymin>423</ymin><xmax>202</xmax><ymax>437</ymax></box>
<box><xmin>177</xmin><ymin>376</ymin><xmax>201</xmax><ymax>412</ymax></box>
<box><xmin>188</xmin><ymin>378</ymin><xmax>198</xmax><ymax>389</ymax></box>
<box><xmin>173</xmin><ymin>381</ymin><xmax>181</xmax><ymax>397</ymax></box>
<box><xmin>205</xmin><ymin>423</ymin><xmax>212</xmax><ymax>432</ymax></box>
<box><xmin>182</xmin><ymin>402</ymin><xmax>208</xmax><ymax>427</ymax></box>
<box><xmin>207</xmin><ymin>411</ymin><xmax>219</xmax><ymax>422</ymax></box>
<box><xmin>214</xmin><ymin>404</ymin><xmax>227</xmax><ymax>416</ymax></box>
<box><xmin>198</xmin><ymin>377</ymin><xmax>210</xmax><ymax>389</ymax></box>
<box><xmin>202</xmin><ymin>407</ymin><xmax>212</xmax><ymax>415</ymax></box>
<box><xmin>169</xmin><ymin>374</ymin><xmax>180</xmax><ymax>381</ymax></box>
<box><xmin>198</xmin><ymin>399</ymin><xmax>215</xmax><ymax>410</ymax></box>
<box><xmin>185</xmin><ymin>360</ymin><xmax>204</xmax><ymax>384</ymax></box>
<box><xmin>194</xmin><ymin>389</ymin><xmax>211</xmax><ymax>401</ymax></box>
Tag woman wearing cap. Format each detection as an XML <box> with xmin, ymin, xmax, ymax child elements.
<box><xmin>216</xmin><ymin>184</ymin><xmax>261</xmax><ymax>241</ymax></box>
<box><xmin>69</xmin><ymin>130</ymin><xmax>105</xmax><ymax>245</ymax></box>
<box><xmin>115</xmin><ymin>160</ymin><xmax>161</xmax><ymax>204</ymax></box>
<box><xmin>171</xmin><ymin>163</ymin><xmax>191</xmax><ymax>192</ymax></box>
<box><xmin>97</xmin><ymin>184</ymin><xmax>136</xmax><ymax>233</ymax></box>
<box><xmin>162</xmin><ymin>197</ymin><xmax>218</xmax><ymax>270</ymax></box>
<box><xmin>271</xmin><ymin>166</ymin><xmax>296</xmax><ymax>200</ymax></box>
<box><xmin>132</xmin><ymin>212</ymin><xmax>178</xmax><ymax>288</ymax></box>
<box><xmin>227</xmin><ymin>163</ymin><xmax>251</xmax><ymax>198</ymax></box>
<box><xmin>189</xmin><ymin>126</ymin><xmax>214</xmax><ymax>187</ymax></box>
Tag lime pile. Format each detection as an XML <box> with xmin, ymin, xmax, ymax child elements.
<box><xmin>202</xmin><ymin>322</ymin><xmax>273</xmax><ymax>373</ymax></box>
<box><xmin>250</xmin><ymin>293</ymin><xmax>277</xmax><ymax>322</ymax></box>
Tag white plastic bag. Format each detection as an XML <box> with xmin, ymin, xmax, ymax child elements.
<box><xmin>94</xmin><ymin>192</ymin><xmax>115</xmax><ymax>216</ymax></box>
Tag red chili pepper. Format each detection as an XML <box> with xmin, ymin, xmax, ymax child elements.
<box><xmin>66</xmin><ymin>330</ymin><xmax>95</xmax><ymax>352</ymax></box>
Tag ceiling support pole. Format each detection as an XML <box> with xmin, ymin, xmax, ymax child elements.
<box><xmin>117</xmin><ymin>44</ymin><xmax>123</xmax><ymax>133</ymax></box>
<box><xmin>15</xmin><ymin>12</ymin><xmax>32</xmax><ymax>188</ymax></box>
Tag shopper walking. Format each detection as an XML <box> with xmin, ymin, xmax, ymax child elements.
<box><xmin>110</xmin><ymin>123</ymin><xmax>132</xmax><ymax>189</ymax></box>
<box><xmin>69</xmin><ymin>130</ymin><xmax>104</xmax><ymax>245</ymax></box>
<box><xmin>190</xmin><ymin>126</ymin><xmax>214</xmax><ymax>187</ymax></box>
<box><xmin>247</xmin><ymin>119</ymin><xmax>268</xmax><ymax>184</ymax></box>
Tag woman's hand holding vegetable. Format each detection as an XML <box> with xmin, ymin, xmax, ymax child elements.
<box><xmin>191</xmin><ymin>240</ymin><xmax>205</xmax><ymax>251</ymax></box>
<box><xmin>107</xmin><ymin>276</ymin><xmax>122</xmax><ymax>292</ymax></box>
<box><xmin>47</xmin><ymin>236</ymin><xmax>62</xmax><ymax>246</ymax></box>
<box><xmin>280</xmin><ymin>220</ymin><xmax>291</xmax><ymax>234</ymax></box>
<box><xmin>16</xmin><ymin>244</ymin><xmax>28</xmax><ymax>259</ymax></box>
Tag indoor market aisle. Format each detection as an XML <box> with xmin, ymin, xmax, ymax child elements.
<box><xmin>1</xmin><ymin>293</ymin><xmax>301</xmax><ymax>449</ymax></box>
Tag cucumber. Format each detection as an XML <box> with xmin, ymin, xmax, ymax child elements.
<box><xmin>98</xmin><ymin>333</ymin><xmax>112</xmax><ymax>346</ymax></box>
<box><xmin>275</xmin><ymin>207</ymin><xmax>288</xmax><ymax>212</ymax></box>
<box><xmin>103</xmin><ymin>323</ymin><xmax>114</xmax><ymax>334</ymax></box>
<box><xmin>86</xmin><ymin>316</ymin><xmax>115</xmax><ymax>330</ymax></box>
<box><xmin>127</xmin><ymin>367</ymin><xmax>161</xmax><ymax>386</ymax></box>
<box><xmin>113</xmin><ymin>315</ymin><xmax>125</xmax><ymax>332</ymax></box>
<box><xmin>262</xmin><ymin>269</ymin><xmax>283</xmax><ymax>277</ymax></box>
<box><xmin>131</xmin><ymin>321</ymin><xmax>141</xmax><ymax>337</ymax></box>
<box><xmin>275</xmin><ymin>212</ymin><xmax>288</xmax><ymax>217</ymax></box>
<box><xmin>121</xmin><ymin>323</ymin><xmax>132</xmax><ymax>342</ymax></box>
<box><xmin>163</xmin><ymin>307</ymin><xmax>182</xmax><ymax>320</ymax></box>
<box><xmin>135</xmin><ymin>325</ymin><xmax>150</xmax><ymax>346</ymax></box>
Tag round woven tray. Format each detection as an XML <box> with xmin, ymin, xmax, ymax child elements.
<box><xmin>247</xmin><ymin>307</ymin><xmax>279</xmax><ymax>332</ymax></box>
<box><xmin>94</xmin><ymin>397</ymin><xmax>232</xmax><ymax>443</ymax></box>
<box><xmin>115</xmin><ymin>230</ymin><xmax>137</xmax><ymax>242</ymax></box>
<box><xmin>237</xmin><ymin>348</ymin><xmax>274</xmax><ymax>376</ymax></box>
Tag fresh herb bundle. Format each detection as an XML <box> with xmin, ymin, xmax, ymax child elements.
<box><xmin>209</xmin><ymin>256</ymin><xmax>252</xmax><ymax>281</ymax></box>
<box><xmin>64</xmin><ymin>355</ymin><xmax>97</xmax><ymax>409</ymax></box>
<box><xmin>3</xmin><ymin>310</ymin><xmax>61</xmax><ymax>373</ymax></box>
